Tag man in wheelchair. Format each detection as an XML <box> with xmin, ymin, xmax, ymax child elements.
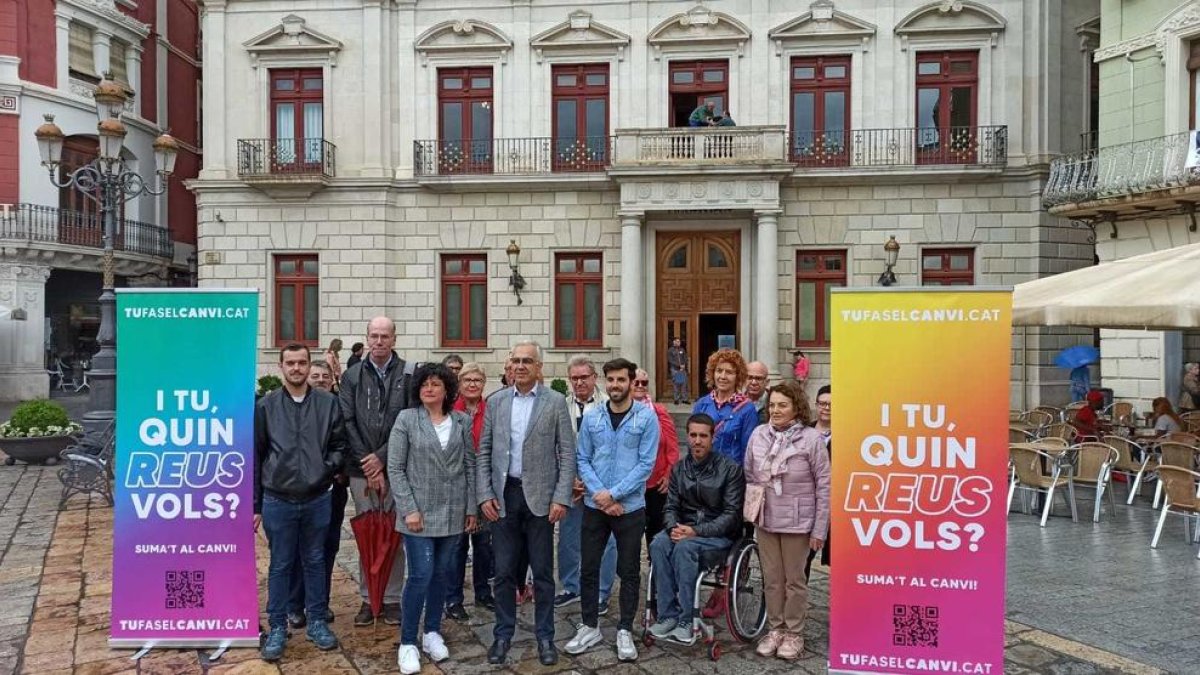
<box><xmin>648</xmin><ymin>413</ymin><xmax>745</xmax><ymax>644</ymax></box>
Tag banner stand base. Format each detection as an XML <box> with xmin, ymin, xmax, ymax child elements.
<box><xmin>130</xmin><ymin>645</ymin><xmax>153</xmax><ymax>661</ymax></box>
<box><xmin>204</xmin><ymin>641</ymin><xmax>233</xmax><ymax>663</ymax></box>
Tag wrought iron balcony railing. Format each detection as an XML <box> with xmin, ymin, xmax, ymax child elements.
<box><xmin>0</xmin><ymin>203</ymin><xmax>174</xmax><ymax>259</ymax></box>
<box><xmin>414</xmin><ymin>137</ymin><xmax>612</xmax><ymax>176</ymax></box>
<box><xmin>1043</xmin><ymin>131</ymin><xmax>1199</xmax><ymax>207</ymax></box>
<box><xmin>787</xmin><ymin>126</ymin><xmax>1008</xmax><ymax>169</ymax></box>
<box><xmin>237</xmin><ymin>138</ymin><xmax>336</xmax><ymax>178</ymax></box>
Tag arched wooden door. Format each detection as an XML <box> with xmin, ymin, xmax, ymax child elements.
<box><xmin>655</xmin><ymin>231</ymin><xmax>740</xmax><ymax>401</ymax></box>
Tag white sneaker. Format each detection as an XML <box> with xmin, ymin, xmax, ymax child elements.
<box><xmin>397</xmin><ymin>644</ymin><xmax>421</xmax><ymax>675</ymax></box>
<box><xmin>422</xmin><ymin>631</ymin><xmax>449</xmax><ymax>662</ymax></box>
<box><xmin>616</xmin><ymin>629</ymin><xmax>638</xmax><ymax>661</ymax></box>
<box><xmin>564</xmin><ymin>624</ymin><xmax>603</xmax><ymax>655</ymax></box>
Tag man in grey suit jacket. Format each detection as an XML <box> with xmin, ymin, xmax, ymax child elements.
<box><xmin>478</xmin><ymin>341</ymin><xmax>576</xmax><ymax>666</ymax></box>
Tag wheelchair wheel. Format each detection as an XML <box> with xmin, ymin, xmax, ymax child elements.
<box><xmin>725</xmin><ymin>538</ymin><xmax>766</xmax><ymax>642</ymax></box>
<box><xmin>707</xmin><ymin>641</ymin><xmax>721</xmax><ymax>661</ymax></box>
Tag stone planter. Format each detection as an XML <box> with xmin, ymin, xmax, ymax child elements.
<box><xmin>1</xmin><ymin>435</ymin><xmax>74</xmax><ymax>466</ymax></box>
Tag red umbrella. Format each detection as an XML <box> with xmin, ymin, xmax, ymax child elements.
<box><xmin>350</xmin><ymin>489</ymin><xmax>402</xmax><ymax>622</ymax></box>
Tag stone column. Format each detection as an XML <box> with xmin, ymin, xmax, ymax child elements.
<box><xmin>126</xmin><ymin>47</ymin><xmax>142</xmax><ymax>99</ymax></box>
<box><xmin>55</xmin><ymin>13</ymin><xmax>70</xmax><ymax>88</ymax></box>
<box><xmin>361</xmin><ymin>0</ymin><xmax>385</xmax><ymax>176</ymax></box>
<box><xmin>92</xmin><ymin>30</ymin><xmax>111</xmax><ymax>81</ymax></box>
<box><xmin>619</xmin><ymin>212</ymin><xmax>644</xmax><ymax>365</ymax></box>
<box><xmin>198</xmin><ymin>0</ymin><xmax>227</xmax><ymax>177</ymax></box>
<box><xmin>755</xmin><ymin>210</ymin><xmax>781</xmax><ymax>379</ymax></box>
<box><xmin>0</xmin><ymin>261</ymin><xmax>52</xmax><ymax>402</ymax></box>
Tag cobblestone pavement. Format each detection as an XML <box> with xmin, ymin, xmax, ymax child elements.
<box><xmin>0</xmin><ymin>460</ymin><xmax>1178</xmax><ymax>675</ymax></box>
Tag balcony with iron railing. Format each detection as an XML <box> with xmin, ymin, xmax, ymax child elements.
<box><xmin>236</xmin><ymin>138</ymin><xmax>336</xmax><ymax>197</ymax></box>
<box><xmin>1043</xmin><ymin>131</ymin><xmax>1200</xmax><ymax>218</ymax></box>
<box><xmin>0</xmin><ymin>203</ymin><xmax>174</xmax><ymax>259</ymax></box>
<box><xmin>414</xmin><ymin>137</ymin><xmax>613</xmax><ymax>178</ymax></box>
<box><xmin>788</xmin><ymin>126</ymin><xmax>1008</xmax><ymax>170</ymax></box>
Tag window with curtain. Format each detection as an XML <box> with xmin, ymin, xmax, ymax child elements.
<box><xmin>441</xmin><ymin>254</ymin><xmax>488</xmax><ymax>347</ymax></box>
<box><xmin>69</xmin><ymin>23</ymin><xmax>96</xmax><ymax>79</ymax></box>
<box><xmin>109</xmin><ymin>40</ymin><xmax>128</xmax><ymax>84</ymax></box>
<box><xmin>921</xmin><ymin>248</ymin><xmax>975</xmax><ymax>286</ymax></box>
<box><xmin>795</xmin><ymin>250</ymin><xmax>846</xmax><ymax>348</ymax></box>
<box><xmin>555</xmin><ymin>252</ymin><xmax>603</xmax><ymax>348</ymax></box>
<box><xmin>274</xmin><ymin>255</ymin><xmax>319</xmax><ymax>346</ymax></box>
<box><xmin>270</xmin><ymin>68</ymin><xmax>324</xmax><ymax>168</ymax></box>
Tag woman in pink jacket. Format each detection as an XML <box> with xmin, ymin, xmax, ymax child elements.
<box><xmin>743</xmin><ymin>380</ymin><xmax>830</xmax><ymax>661</ymax></box>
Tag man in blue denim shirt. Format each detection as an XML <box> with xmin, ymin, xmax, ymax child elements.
<box><xmin>564</xmin><ymin>358</ymin><xmax>659</xmax><ymax>661</ymax></box>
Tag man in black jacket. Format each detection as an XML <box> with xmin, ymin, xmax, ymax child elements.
<box><xmin>338</xmin><ymin>316</ymin><xmax>416</xmax><ymax>626</ymax></box>
<box><xmin>646</xmin><ymin>413</ymin><xmax>744</xmax><ymax>645</ymax></box>
<box><xmin>254</xmin><ymin>343</ymin><xmax>347</xmax><ymax>662</ymax></box>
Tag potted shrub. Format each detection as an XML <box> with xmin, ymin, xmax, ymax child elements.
<box><xmin>256</xmin><ymin>375</ymin><xmax>282</xmax><ymax>399</ymax></box>
<box><xmin>0</xmin><ymin>399</ymin><xmax>82</xmax><ymax>466</ymax></box>
<box><xmin>550</xmin><ymin>378</ymin><xmax>569</xmax><ymax>396</ymax></box>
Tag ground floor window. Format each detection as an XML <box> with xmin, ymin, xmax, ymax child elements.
<box><xmin>921</xmin><ymin>247</ymin><xmax>975</xmax><ymax>285</ymax></box>
<box><xmin>274</xmin><ymin>254</ymin><xmax>319</xmax><ymax>346</ymax></box>
<box><xmin>795</xmin><ymin>250</ymin><xmax>846</xmax><ymax>348</ymax></box>
<box><xmin>441</xmin><ymin>254</ymin><xmax>488</xmax><ymax>347</ymax></box>
<box><xmin>555</xmin><ymin>252</ymin><xmax>603</xmax><ymax>348</ymax></box>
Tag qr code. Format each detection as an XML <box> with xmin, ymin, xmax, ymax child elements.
<box><xmin>165</xmin><ymin>570</ymin><xmax>205</xmax><ymax>609</ymax></box>
<box><xmin>893</xmin><ymin>604</ymin><xmax>939</xmax><ymax>647</ymax></box>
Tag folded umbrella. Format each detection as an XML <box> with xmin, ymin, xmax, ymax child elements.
<box><xmin>1054</xmin><ymin>345</ymin><xmax>1100</xmax><ymax>370</ymax></box>
<box><xmin>350</xmin><ymin>489</ymin><xmax>402</xmax><ymax>624</ymax></box>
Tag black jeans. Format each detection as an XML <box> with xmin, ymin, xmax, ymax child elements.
<box><xmin>581</xmin><ymin>505</ymin><xmax>646</xmax><ymax>631</ymax></box>
<box><xmin>492</xmin><ymin>478</ymin><xmax>556</xmax><ymax>641</ymax></box>
<box><xmin>445</xmin><ymin>529</ymin><xmax>495</xmax><ymax>606</ymax></box>
<box><xmin>289</xmin><ymin>481</ymin><xmax>347</xmax><ymax>615</ymax></box>
<box><xmin>643</xmin><ymin>488</ymin><xmax>668</xmax><ymax>551</ymax></box>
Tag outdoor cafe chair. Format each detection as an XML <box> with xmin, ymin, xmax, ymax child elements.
<box><xmin>1103</xmin><ymin>435</ymin><xmax>1153</xmax><ymax>505</ymax></box>
<box><xmin>1153</xmin><ymin>442</ymin><xmax>1200</xmax><ymax>508</ymax></box>
<box><xmin>1106</xmin><ymin>401</ymin><xmax>1135</xmax><ymax>426</ymax></box>
<box><xmin>1064</xmin><ymin>400</ymin><xmax>1088</xmax><ymax>418</ymax></box>
<box><xmin>1071</xmin><ymin>442</ymin><xmax>1119</xmax><ymax>523</ymax></box>
<box><xmin>1032</xmin><ymin>406</ymin><xmax>1064</xmax><ymax>422</ymax></box>
<box><xmin>1161</xmin><ymin>431</ymin><xmax>1200</xmax><ymax>445</ymax></box>
<box><xmin>1010</xmin><ymin>426</ymin><xmax>1035</xmax><ymax>444</ymax></box>
<box><xmin>1150</xmin><ymin>465</ymin><xmax>1200</xmax><ymax>558</ymax></box>
<box><xmin>1009</xmin><ymin>443</ymin><xmax>1077</xmax><ymax>527</ymax></box>
<box><xmin>1041</xmin><ymin>422</ymin><xmax>1078</xmax><ymax>444</ymax></box>
<box><xmin>1180</xmin><ymin>411</ymin><xmax>1200</xmax><ymax>434</ymax></box>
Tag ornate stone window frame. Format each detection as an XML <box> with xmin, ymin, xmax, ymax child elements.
<box><xmin>770</xmin><ymin>2</ymin><xmax>876</xmax><ymax>133</ymax></box>
<box><xmin>647</xmin><ymin>4</ymin><xmax>752</xmax><ymax>60</ymax></box>
<box><xmin>415</xmin><ymin>19</ymin><xmax>514</xmax><ymax>68</ymax></box>
<box><xmin>1155</xmin><ymin>3</ymin><xmax>1200</xmax><ymax>134</ymax></box>
<box><xmin>56</xmin><ymin>0</ymin><xmax>149</xmax><ymax>103</ymax></box>
<box><xmin>242</xmin><ymin>15</ymin><xmax>343</xmax><ymax>145</ymax></box>
<box><xmin>530</xmin><ymin>10</ymin><xmax>631</xmax><ymax>64</ymax></box>
<box><xmin>892</xmin><ymin>1</ymin><xmax>1006</xmax><ymax>129</ymax></box>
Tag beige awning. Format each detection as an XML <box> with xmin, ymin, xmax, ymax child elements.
<box><xmin>1013</xmin><ymin>241</ymin><xmax>1200</xmax><ymax>329</ymax></box>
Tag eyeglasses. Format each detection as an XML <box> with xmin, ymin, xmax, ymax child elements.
<box><xmin>568</xmin><ymin>375</ymin><xmax>594</xmax><ymax>382</ymax></box>
<box><xmin>462</xmin><ymin>377</ymin><xmax>485</xmax><ymax>385</ymax></box>
<box><xmin>633</xmin><ymin>379</ymin><xmax>649</xmax><ymax>386</ymax></box>
<box><xmin>817</xmin><ymin>401</ymin><xmax>831</xmax><ymax>408</ymax></box>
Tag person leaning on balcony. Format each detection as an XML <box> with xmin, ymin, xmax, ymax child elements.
<box><xmin>688</xmin><ymin>101</ymin><xmax>718</xmax><ymax>127</ymax></box>
<box><xmin>715</xmin><ymin>110</ymin><xmax>736</xmax><ymax>127</ymax></box>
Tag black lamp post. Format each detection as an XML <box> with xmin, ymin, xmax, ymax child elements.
<box><xmin>878</xmin><ymin>235</ymin><xmax>901</xmax><ymax>287</ymax></box>
<box><xmin>35</xmin><ymin>74</ymin><xmax>178</xmax><ymax>426</ymax></box>
<box><xmin>506</xmin><ymin>239</ymin><xmax>526</xmax><ymax>305</ymax></box>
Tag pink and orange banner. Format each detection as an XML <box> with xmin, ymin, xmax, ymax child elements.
<box><xmin>829</xmin><ymin>289</ymin><xmax>1011</xmax><ymax>675</ymax></box>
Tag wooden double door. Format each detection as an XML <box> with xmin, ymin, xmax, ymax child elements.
<box><xmin>655</xmin><ymin>231</ymin><xmax>740</xmax><ymax>402</ymax></box>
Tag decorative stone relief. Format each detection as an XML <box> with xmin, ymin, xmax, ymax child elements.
<box><xmin>769</xmin><ymin>1</ymin><xmax>877</xmax><ymax>55</ymax></box>
<box><xmin>243</xmin><ymin>14</ymin><xmax>344</xmax><ymax>68</ymax></box>
<box><xmin>530</xmin><ymin>10</ymin><xmax>631</xmax><ymax>62</ymax></box>
<box><xmin>415</xmin><ymin>19</ymin><xmax>513</xmax><ymax>66</ymax></box>
<box><xmin>620</xmin><ymin>179</ymin><xmax>781</xmax><ymax>211</ymax></box>
<box><xmin>647</xmin><ymin>4</ymin><xmax>752</xmax><ymax>59</ymax></box>
<box><xmin>894</xmin><ymin>0</ymin><xmax>1006</xmax><ymax>51</ymax></box>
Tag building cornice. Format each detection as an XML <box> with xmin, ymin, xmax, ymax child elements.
<box><xmin>57</xmin><ymin>0</ymin><xmax>150</xmax><ymax>41</ymax></box>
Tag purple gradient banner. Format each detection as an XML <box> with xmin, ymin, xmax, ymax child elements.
<box><xmin>110</xmin><ymin>290</ymin><xmax>259</xmax><ymax>648</ymax></box>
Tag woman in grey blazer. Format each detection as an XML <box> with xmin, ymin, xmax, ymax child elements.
<box><xmin>388</xmin><ymin>363</ymin><xmax>478</xmax><ymax>674</ymax></box>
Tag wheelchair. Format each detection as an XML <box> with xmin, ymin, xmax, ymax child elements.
<box><xmin>640</xmin><ymin>533</ymin><xmax>766</xmax><ymax>661</ymax></box>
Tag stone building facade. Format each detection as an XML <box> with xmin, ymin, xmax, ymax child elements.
<box><xmin>194</xmin><ymin>0</ymin><xmax>1097</xmax><ymax>404</ymax></box>
<box><xmin>1045</xmin><ymin>0</ymin><xmax>1200</xmax><ymax>409</ymax></box>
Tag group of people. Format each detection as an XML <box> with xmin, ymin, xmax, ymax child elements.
<box><xmin>253</xmin><ymin>318</ymin><xmax>833</xmax><ymax>672</ymax></box>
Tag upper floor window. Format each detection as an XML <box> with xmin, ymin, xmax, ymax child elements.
<box><xmin>270</xmin><ymin>68</ymin><xmax>324</xmax><ymax>167</ymax></box>
<box><xmin>441</xmin><ymin>254</ymin><xmax>488</xmax><ymax>348</ymax></box>
<box><xmin>790</xmin><ymin>55</ymin><xmax>851</xmax><ymax>166</ymax></box>
<box><xmin>69</xmin><ymin>23</ymin><xmax>96</xmax><ymax>80</ymax></box>
<box><xmin>921</xmin><ymin>248</ymin><xmax>974</xmax><ymax>286</ymax></box>
<box><xmin>669</xmin><ymin>59</ymin><xmax>728</xmax><ymax>127</ymax></box>
<box><xmin>555</xmin><ymin>252</ymin><xmax>603</xmax><ymax>348</ymax></box>
<box><xmin>275</xmin><ymin>254</ymin><xmax>319</xmax><ymax>346</ymax></box>
<box><xmin>552</xmin><ymin>63</ymin><xmax>609</xmax><ymax>171</ymax></box>
<box><xmin>109</xmin><ymin>39</ymin><xmax>129</xmax><ymax>85</ymax></box>
<box><xmin>795</xmin><ymin>250</ymin><xmax>846</xmax><ymax>348</ymax></box>
<box><xmin>438</xmin><ymin>67</ymin><xmax>494</xmax><ymax>174</ymax></box>
<box><xmin>1189</xmin><ymin>41</ymin><xmax>1200</xmax><ymax>129</ymax></box>
<box><xmin>915</xmin><ymin>51</ymin><xmax>979</xmax><ymax>163</ymax></box>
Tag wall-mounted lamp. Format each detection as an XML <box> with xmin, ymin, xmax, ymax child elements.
<box><xmin>506</xmin><ymin>239</ymin><xmax>526</xmax><ymax>305</ymax></box>
<box><xmin>878</xmin><ymin>235</ymin><xmax>901</xmax><ymax>287</ymax></box>
<box><xmin>10</xmin><ymin>308</ymin><xmax>27</xmax><ymax>321</ymax></box>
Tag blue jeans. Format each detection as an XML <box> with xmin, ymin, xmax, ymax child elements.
<box><xmin>262</xmin><ymin>490</ymin><xmax>332</xmax><ymax>629</ymax></box>
<box><xmin>558</xmin><ymin>501</ymin><xmax>617</xmax><ymax>599</ymax></box>
<box><xmin>401</xmin><ymin>534</ymin><xmax>461</xmax><ymax>645</ymax></box>
<box><xmin>289</xmin><ymin>481</ymin><xmax>347</xmax><ymax>615</ymax></box>
<box><xmin>649</xmin><ymin>531</ymin><xmax>731</xmax><ymax>624</ymax></box>
<box><xmin>445</xmin><ymin>529</ymin><xmax>494</xmax><ymax>606</ymax></box>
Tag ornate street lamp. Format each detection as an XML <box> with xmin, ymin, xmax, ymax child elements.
<box><xmin>35</xmin><ymin>73</ymin><xmax>178</xmax><ymax>426</ymax></box>
<box><xmin>879</xmin><ymin>235</ymin><xmax>901</xmax><ymax>287</ymax></box>
<box><xmin>506</xmin><ymin>239</ymin><xmax>526</xmax><ymax>305</ymax></box>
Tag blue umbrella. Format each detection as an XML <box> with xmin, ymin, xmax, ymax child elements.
<box><xmin>1054</xmin><ymin>345</ymin><xmax>1100</xmax><ymax>370</ymax></box>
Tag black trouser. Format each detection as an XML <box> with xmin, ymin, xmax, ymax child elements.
<box><xmin>492</xmin><ymin>478</ymin><xmax>556</xmax><ymax>641</ymax></box>
<box><xmin>581</xmin><ymin>505</ymin><xmax>646</xmax><ymax>631</ymax></box>
<box><xmin>643</xmin><ymin>488</ymin><xmax>668</xmax><ymax>551</ymax></box>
